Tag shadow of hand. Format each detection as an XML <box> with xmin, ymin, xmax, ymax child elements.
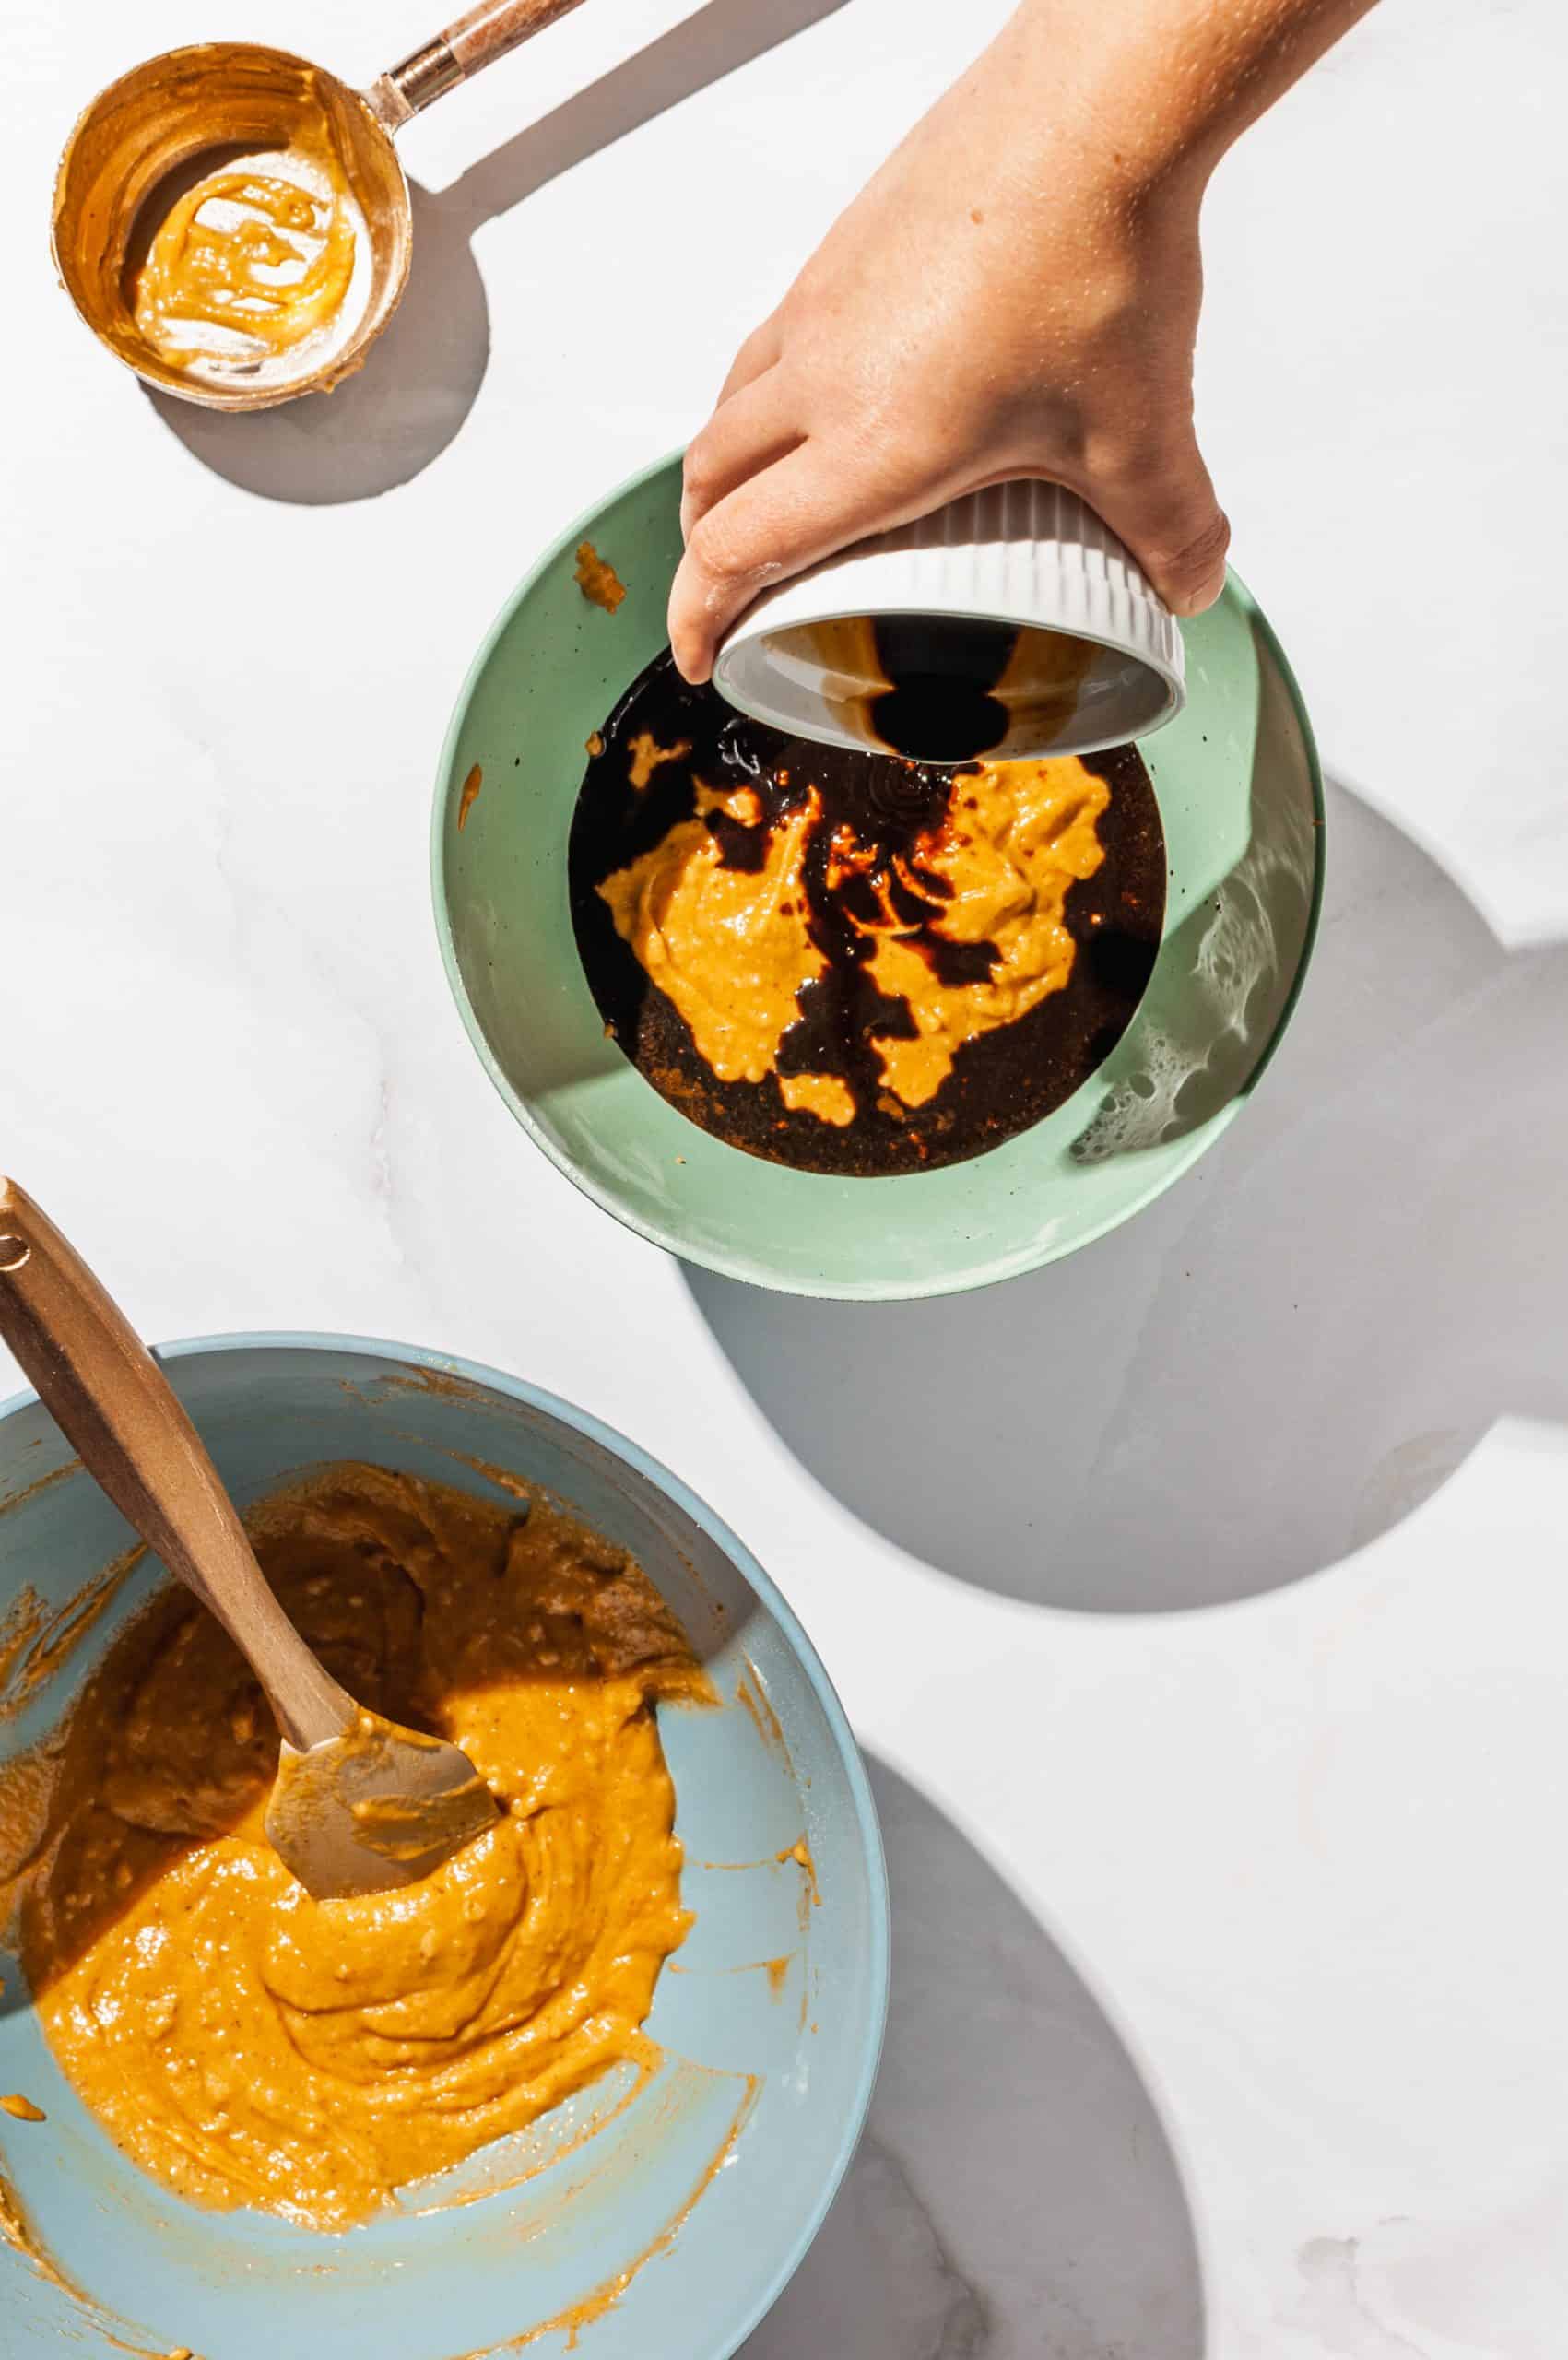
<box><xmin>690</xmin><ymin>783</ymin><xmax>1568</xmax><ymax>1610</ymax></box>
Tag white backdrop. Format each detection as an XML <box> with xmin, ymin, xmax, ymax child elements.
<box><xmin>5</xmin><ymin>4</ymin><xmax>1567</xmax><ymax>2352</ymax></box>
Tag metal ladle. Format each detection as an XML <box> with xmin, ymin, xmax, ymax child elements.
<box><xmin>0</xmin><ymin>1178</ymin><xmax>500</xmax><ymax>1899</ymax></box>
<box><xmin>52</xmin><ymin>0</ymin><xmax>587</xmax><ymax>412</ymax></box>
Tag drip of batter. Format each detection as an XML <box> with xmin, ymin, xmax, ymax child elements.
<box><xmin>5</xmin><ymin>1466</ymin><xmax>711</xmax><ymax>2231</ymax></box>
<box><xmin>132</xmin><ymin>104</ymin><xmax>356</xmax><ymax>365</ymax></box>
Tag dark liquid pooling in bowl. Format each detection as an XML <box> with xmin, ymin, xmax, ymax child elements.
<box><xmin>569</xmin><ymin>649</ymin><xmax>1166</xmax><ymax>1178</ymax></box>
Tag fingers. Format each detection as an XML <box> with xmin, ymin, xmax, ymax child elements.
<box><xmin>1143</xmin><ymin>502</ymin><xmax>1231</xmax><ymax>617</ymax></box>
<box><xmin>670</xmin><ymin>442</ymin><xmax>928</xmax><ymax>685</ymax></box>
<box><xmin>669</xmin><ymin>443</ymin><xmax>828</xmax><ymax>685</ymax></box>
<box><xmin>1081</xmin><ymin>438</ymin><xmax>1231</xmax><ymax>617</ymax></box>
<box><xmin>670</xmin><ymin>353</ymin><xmax>1230</xmax><ymax>687</ymax></box>
<box><xmin>680</xmin><ymin>372</ymin><xmax>803</xmax><ymax>543</ymax></box>
<box><xmin>716</xmin><ymin>317</ymin><xmax>783</xmax><ymax>407</ymax></box>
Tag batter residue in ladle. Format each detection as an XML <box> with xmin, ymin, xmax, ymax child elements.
<box><xmin>569</xmin><ymin>651</ymin><xmax>1166</xmax><ymax>1175</ymax></box>
<box><xmin>4</xmin><ymin>1466</ymin><xmax>711</xmax><ymax>2231</ymax></box>
<box><xmin>130</xmin><ymin>97</ymin><xmax>357</xmax><ymax>368</ymax></box>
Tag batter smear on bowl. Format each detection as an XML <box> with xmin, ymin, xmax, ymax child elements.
<box><xmin>3</xmin><ymin>1465</ymin><xmax>711</xmax><ymax>2230</ymax></box>
<box><xmin>569</xmin><ymin>652</ymin><xmax>1166</xmax><ymax>1174</ymax></box>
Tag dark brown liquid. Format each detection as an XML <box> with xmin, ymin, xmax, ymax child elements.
<box><xmin>779</xmin><ymin>611</ymin><xmax>1106</xmax><ymax>765</ymax></box>
<box><xmin>867</xmin><ymin>615</ymin><xmax>1019</xmax><ymax>761</ymax></box>
<box><xmin>568</xmin><ymin>650</ymin><xmax>1167</xmax><ymax>1178</ymax></box>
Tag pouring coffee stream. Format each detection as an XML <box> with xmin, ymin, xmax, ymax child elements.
<box><xmin>0</xmin><ymin>1178</ymin><xmax>498</xmax><ymax>1898</ymax></box>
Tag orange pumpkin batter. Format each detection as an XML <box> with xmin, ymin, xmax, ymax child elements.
<box><xmin>6</xmin><ymin>1465</ymin><xmax>710</xmax><ymax>2231</ymax></box>
<box><xmin>598</xmin><ymin>752</ymin><xmax>1111</xmax><ymax>1115</ymax></box>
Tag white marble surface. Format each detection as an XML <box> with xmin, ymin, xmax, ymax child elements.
<box><xmin>5</xmin><ymin>1</ymin><xmax>1568</xmax><ymax>2352</ymax></box>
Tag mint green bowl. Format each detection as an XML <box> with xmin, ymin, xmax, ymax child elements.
<box><xmin>433</xmin><ymin>454</ymin><xmax>1323</xmax><ymax>1300</ymax></box>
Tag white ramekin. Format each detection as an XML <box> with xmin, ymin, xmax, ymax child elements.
<box><xmin>711</xmin><ymin>478</ymin><xmax>1185</xmax><ymax>762</ymax></box>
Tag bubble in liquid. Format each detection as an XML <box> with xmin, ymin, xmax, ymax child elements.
<box><xmin>1074</xmin><ymin>1027</ymin><xmax>1200</xmax><ymax>1161</ymax></box>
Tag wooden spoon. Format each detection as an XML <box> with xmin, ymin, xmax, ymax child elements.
<box><xmin>0</xmin><ymin>1178</ymin><xmax>498</xmax><ymax>1898</ymax></box>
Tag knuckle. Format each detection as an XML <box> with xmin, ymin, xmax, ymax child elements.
<box><xmin>681</xmin><ymin>442</ymin><xmax>718</xmax><ymax>509</ymax></box>
<box><xmin>1158</xmin><ymin>507</ymin><xmax>1231</xmax><ymax>605</ymax></box>
<box><xmin>1093</xmin><ymin>432</ymin><xmax>1185</xmax><ymax>492</ymax></box>
<box><xmin>738</xmin><ymin>319</ymin><xmax>777</xmax><ymax>369</ymax></box>
<box><xmin>843</xmin><ymin>412</ymin><xmax>919</xmax><ymax>485</ymax></box>
<box><xmin>687</xmin><ymin>507</ymin><xmax>760</xmax><ymax>587</ymax></box>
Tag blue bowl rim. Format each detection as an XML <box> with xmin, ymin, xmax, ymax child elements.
<box><xmin>429</xmin><ymin>446</ymin><xmax>1327</xmax><ymax>1304</ymax></box>
<box><xmin>0</xmin><ymin>1327</ymin><xmax>891</xmax><ymax>2360</ymax></box>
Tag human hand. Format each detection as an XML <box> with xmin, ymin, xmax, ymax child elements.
<box><xmin>668</xmin><ymin>11</ymin><xmax>1230</xmax><ymax>684</ymax></box>
<box><xmin>669</xmin><ymin>0</ymin><xmax>1379</xmax><ymax>683</ymax></box>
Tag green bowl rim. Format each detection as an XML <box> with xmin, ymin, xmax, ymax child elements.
<box><xmin>430</xmin><ymin>449</ymin><xmax>1326</xmax><ymax>1301</ymax></box>
<box><xmin>0</xmin><ymin>1328</ymin><xmax>890</xmax><ymax>2360</ymax></box>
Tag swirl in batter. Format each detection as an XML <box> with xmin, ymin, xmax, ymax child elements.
<box><xmin>7</xmin><ymin>1465</ymin><xmax>710</xmax><ymax>2231</ymax></box>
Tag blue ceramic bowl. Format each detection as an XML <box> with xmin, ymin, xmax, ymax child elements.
<box><xmin>0</xmin><ymin>1336</ymin><xmax>888</xmax><ymax>2359</ymax></box>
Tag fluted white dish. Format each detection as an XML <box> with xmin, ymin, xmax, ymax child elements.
<box><xmin>712</xmin><ymin>478</ymin><xmax>1185</xmax><ymax>761</ymax></box>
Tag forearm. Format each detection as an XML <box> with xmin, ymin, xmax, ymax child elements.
<box><xmin>999</xmin><ymin>0</ymin><xmax>1380</xmax><ymax>195</ymax></box>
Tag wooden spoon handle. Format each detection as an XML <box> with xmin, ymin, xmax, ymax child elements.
<box><xmin>0</xmin><ymin>1179</ymin><xmax>353</xmax><ymax>1752</ymax></box>
<box><xmin>373</xmin><ymin>0</ymin><xmax>588</xmax><ymax>123</ymax></box>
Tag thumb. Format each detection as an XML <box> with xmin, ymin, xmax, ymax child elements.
<box><xmin>1079</xmin><ymin>437</ymin><xmax>1230</xmax><ymax>618</ymax></box>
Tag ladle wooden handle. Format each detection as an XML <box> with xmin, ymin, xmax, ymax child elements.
<box><xmin>375</xmin><ymin>0</ymin><xmax>589</xmax><ymax>123</ymax></box>
<box><xmin>0</xmin><ymin>1178</ymin><xmax>354</xmax><ymax>1752</ymax></box>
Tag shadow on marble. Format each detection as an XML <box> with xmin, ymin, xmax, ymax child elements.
<box><xmin>146</xmin><ymin>0</ymin><xmax>850</xmax><ymax>505</ymax></box>
<box><xmin>744</xmin><ymin>1760</ymin><xmax>1205</xmax><ymax>2358</ymax></box>
<box><xmin>688</xmin><ymin>782</ymin><xmax>1568</xmax><ymax>1610</ymax></box>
